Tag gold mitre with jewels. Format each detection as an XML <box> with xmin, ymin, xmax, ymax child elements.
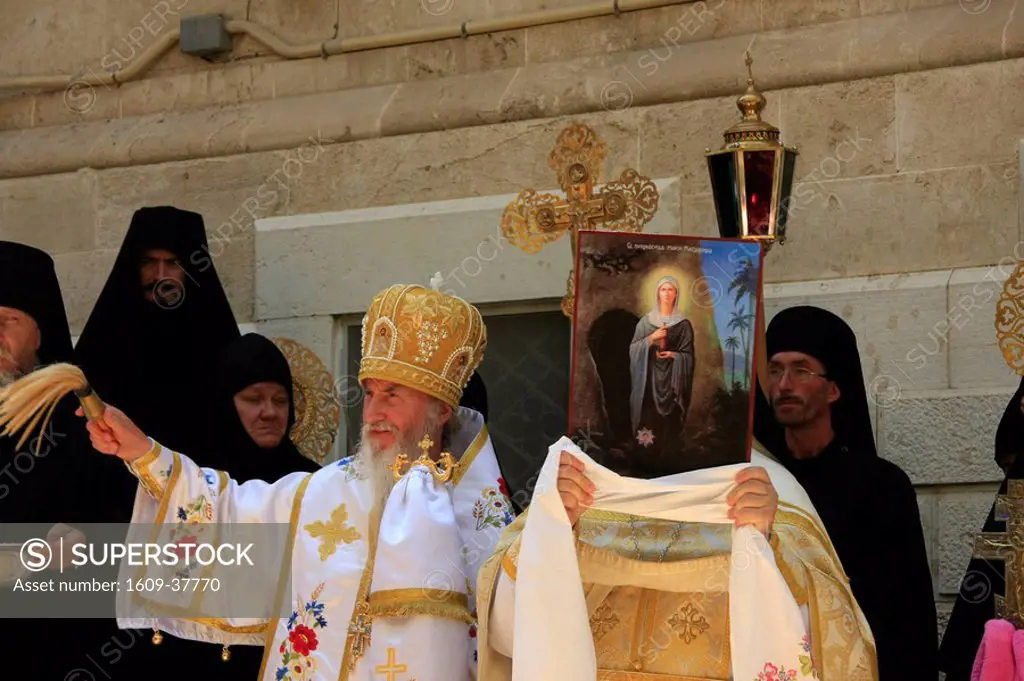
<box><xmin>358</xmin><ymin>279</ymin><xmax>487</xmax><ymax>408</ymax></box>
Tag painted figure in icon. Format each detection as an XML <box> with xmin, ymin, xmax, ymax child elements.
<box><xmin>628</xmin><ymin>276</ymin><xmax>695</xmax><ymax>455</ymax></box>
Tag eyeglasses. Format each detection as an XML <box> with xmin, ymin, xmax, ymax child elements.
<box><xmin>767</xmin><ymin>366</ymin><xmax>827</xmax><ymax>383</ymax></box>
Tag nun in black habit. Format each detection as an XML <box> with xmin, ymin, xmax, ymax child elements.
<box><xmin>70</xmin><ymin>207</ymin><xmax>253</xmax><ymax>678</ymax></box>
<box><xmin>753</xmin><ymin>305</ymin><xmax>938</xmax><ymax>681</ymax></box>
<box><xmin>206</xmin><ymin>332</ymin><xmax>321</xmax><ymax>482</ymax></box>
<box><xmin>74</xmin><ymin>206</ymin><xmax>242</xmax><ymax>516</ymax></box>
<box><xmin>938</xmin><ymin>376</ymin><xmax>1024</xmax><ymax>680</ymax></box>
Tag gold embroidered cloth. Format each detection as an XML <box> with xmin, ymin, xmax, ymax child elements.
<box><xmin>477</xmin><ymin>452</ymin><xmax>878</xmax><ymax>681</ymax></box>
<box><xmin>359</xmin><ymin>284</ymin><xmax>487</xmax><ymax>408</ymax></box>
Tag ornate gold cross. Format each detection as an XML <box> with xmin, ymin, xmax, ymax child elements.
<box><xmin>347</xmin><ymin>600</ymin><xmax>373</xmax><ymax>669</ymax></box>
<box><xmin>375</xmin><ymin>647</ymin><xmax>408</xmax><ymax>681</ymax></box>
<box><xmin>388</xmin><ymin>433</ymin><xmax>459</xmax><ymax>483</ymax></box>
<box><xmin>973</xmin><ymin>479</ymin><xmax>1024</xmax><ymax>627</ymax></box>
<box><xmin>500</xmin><ymin>122</ymin><xmax>660</xmax><ymax>317</ymax></box>
<box><xmin>417</xmin><ymin>433</ymin><xmax>434</xmax><ymax>452</ymax></box>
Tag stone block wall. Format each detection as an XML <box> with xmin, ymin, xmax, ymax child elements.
<box><xmin>1</xmin><ymin>0</ymin><xmax>1022</xmax><ymax>638</ymax></box>
<box><xmin>0</xmin><ymin>0</ymin><xmax>1019</xmax><ymax>321</ymax></box>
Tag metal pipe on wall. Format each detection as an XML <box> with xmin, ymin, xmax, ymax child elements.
<box><xmin>0</xmin><ymin>0</ymin><xmax>690</xmax><ymax>93</ymax></box>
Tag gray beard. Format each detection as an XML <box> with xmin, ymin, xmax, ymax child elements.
<box><xmin>0</xmin><ymin>369</ymin><xmax>22</xmax><ymax>389</ymax></box>
<box><xmin>354</xmin><ymin>437</ymin><xmax>401</xmax><ymax>512</ymax></box>
<box><xmin>356</xmin><ymin>406</ymin><xmax>448</xmax><ymax>515</ymax></box>
<box><xmin>0</xmin><ymin>348</ymin><xmax>33</xmax><ymax>387</ymax></box>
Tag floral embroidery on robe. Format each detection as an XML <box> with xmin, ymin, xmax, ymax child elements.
<box><xmin>799</xmin><ymin>634</ymin><xmax>818</xmax><ymax>678</ymax></box>
<box><xmin>473</xmin><ymin>479</ymin><xmax>515</xmax><ymax>531</ymax></box>
<box><xmin>170</xmin><ymin>495</ymin><xmax>214</xmax><ymax>578</ymax></box>
<box><xmin>277</xmin><ymin>582</ymin><xmax>327</xmax><ymax>681</ymax></box>
<box><xmin>756</xmin><ymin>662</ymin><xmax>798</xmax><ymax>681</ymax></box>
<box><xmin>336</xmin><ymin>455</ymin><xmax>364</xmax><ymax>482</ymax></box>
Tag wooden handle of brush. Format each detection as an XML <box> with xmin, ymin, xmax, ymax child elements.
<box><xmin>74</xmin><ymin>386</ymin><xmax>106</xmax><ymax>422</ymax></box>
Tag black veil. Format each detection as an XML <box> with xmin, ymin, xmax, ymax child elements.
<box><xmin>206</xmin><ymin>333</ymin><xmax>319</xmax><ymax>482</ymax></box>
<box><xmin>0</xmin><ymin>241</ymin><xmax>73</xmax><ymax>365</ymax></box>
<box><xmin>74</xmin><ymin>206</ymin><xmax>241</xmax><ymax>459</ymax></box>
<box><xmin>460</xmin><ymin>371</ymin><xmax>489</xmax><ymax>421</ymax></box>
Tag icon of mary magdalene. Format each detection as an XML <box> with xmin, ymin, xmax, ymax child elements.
<box><xmin>627</xmin><ymin>276</ymin><xmax>695</xmax><ymax>459</ymax></box>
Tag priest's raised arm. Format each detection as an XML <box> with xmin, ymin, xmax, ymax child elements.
<box><xmin>83</xmin><ymin>404</ymin><xmax>308</xmax><ymax>528</ymax></box>
<box><xmin>81</xmin><ymin>402</ymin><xmax>315</xmax><ymax>648</ymax></box>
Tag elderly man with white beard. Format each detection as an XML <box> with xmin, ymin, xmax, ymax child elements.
<box><xmin>0</xmin><ymin>241</ymin><xmax>131</xmax><ymax>678</ymax></box>
<box><xmin>80</xmin><ymin>282</ymin><xmax>512</xmax><ymax>681</ymax></box>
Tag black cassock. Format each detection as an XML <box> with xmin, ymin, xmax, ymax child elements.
<box><xmin>0</xmin><ymin>241</ymin><xmax>130</xmax><ymax>679</ymax></box>
<box><xmin>755</xmin><ymin>305</ymin><xmax>938</xmax><ymax>681</ymax></box>
<box><xmin>74</xmin><ymin>206</ymin><xmax>243</xmax><ymax>490</ymax></box>
<box><xmin>938</xmin><ymin>377</ymin><xmax>1024</xmax><ymax>681</ymax></box>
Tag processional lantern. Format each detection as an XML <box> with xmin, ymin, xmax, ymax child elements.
<box><xmin>705</xmin><ymin>52</ymin><xmax>798</xmax><ymax>249</ymax></box>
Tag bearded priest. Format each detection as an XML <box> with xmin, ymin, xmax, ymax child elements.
<box><xmin>476</xmin><ymin>438</ymin><xmax>880</xmax><ymax>681</ymax></box>
<box><xmin>80</xmin><ymin>283</ymin><xmax>512</xmax><ymax>681</ymax></box>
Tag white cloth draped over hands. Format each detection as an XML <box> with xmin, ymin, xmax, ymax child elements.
<box><xmin>512</xmin><ymin>436</ymin><xmax>813</xmax><ymax>681</ymax></box>
<box><xmin>366</xmin><ymin>464</ymin><xmax>474</xmax><ymax>681</ymax></box>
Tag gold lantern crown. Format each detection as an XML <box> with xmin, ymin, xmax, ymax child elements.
<box><xmin>723</xmin><ymin>52</ymin><xmax>780</xmax><ymax>147</ymax></box>
<box><xmin>358</xmin><ymin>283</ymin><xmax>487</xmax><ymax>408</ymax></box>
<box><xmin>705</xmin><ymin>51</ymin><xmax>798</xmax><ymax>247</ymax></box>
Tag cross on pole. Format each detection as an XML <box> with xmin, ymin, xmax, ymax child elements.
<box><xmin>973</xmin><ymin>479</ymin><xmax>1024</xmax><ymax>627</ymax></box>
<box><xmin>500</xmin><ymin>122</ymin><xmax>660</xmax><ymax>318</ymax></box>
<box><xmin>375</xmin><ymin>647</ymin><xmax>408</xmax><ymax>681</ymax></box>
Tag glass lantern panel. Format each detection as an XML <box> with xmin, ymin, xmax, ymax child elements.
<box><xmin>776</xmin><ymin>149</ymin><xmax>798</xmax><ymax>240</ymax></box>
<box><xmin>742</xmin><ymin>149</ymin><xmax>777</xmax><ymax>237</ymax></box>
<box><xmin>707</xmin><ymin>153</ymin><xmax>740</xmax><ymax>239</ymax></box>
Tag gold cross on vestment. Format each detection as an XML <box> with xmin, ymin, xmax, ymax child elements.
<box><xmin>973</xmin><ymin>479</ymin><xmax>1024</xmax><ymax>627</ymax></box>
<box><xmin>500</xmin><ymin>122</ymin><xmax>660</xmax><ymax>318</ymax></box>
<box><xmin>388</xmin><ymin>433</ymin><xmax>459</xmax><ymax>484</ymax></box>
<box><xmin>417</xmin><ymin>434</ymin><xmax>434</xmax><ymax>453</ymax></box>
<box><xmin>347</xmin><ymin>600</ymin><xmax>372</xmax><ymax>669</ymax></box>
<box><xmin>375</xmin><ymin>647</ymin><xmax>408</xmax><ymax>681</ymax></box>
<box><xmin>303</xmin><ymin>502</ymin><xmax>362</xmax><ymax>562</ymax></box>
